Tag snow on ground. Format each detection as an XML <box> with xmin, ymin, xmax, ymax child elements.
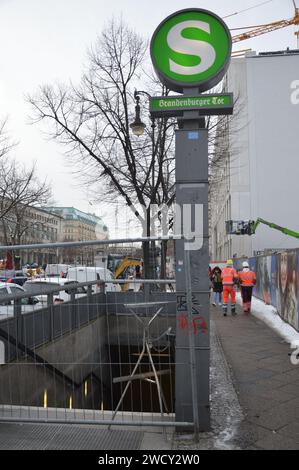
<box><xmin>236</xmin><ymin>292</ymin><xmax>299</xmax><ymax>348</ymax></box>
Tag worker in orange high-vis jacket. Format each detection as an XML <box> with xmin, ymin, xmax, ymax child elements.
<box><xmin>221</xmin><ymin>260</ymin><xmax>238</xmax><ymax>316</ymax></box>
<box><xmin>238</xmin><ymin>261</ymin><xmax>256</xmax><ymax>314</ymax></box>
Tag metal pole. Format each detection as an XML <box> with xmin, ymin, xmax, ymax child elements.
<box><xmin>0</xmin><ymin>235</ymin><xmax>181</xmax><ymax>252</ymax></box>
<box><xmin>175</xmin><ymin>88</ymin><xmax>210</xmax><ymax>432</ymax></box>
<box><xmin>110</xmin><ymin>330</ymin><xmax>147</xmax><ymax>426</ymax></box>
<box><xmin>0</xmin><ymin>416</ymin><xmax>194</xmax><ymax>427</ymax></box>
<box><xmin>184</xmin><ymin>248</ymin><xmax>200</xmax><ymax>440</ymax></box>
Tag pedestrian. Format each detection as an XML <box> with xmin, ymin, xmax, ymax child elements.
<box><xmin>212</xmin><ymin>266</ymin><xmax>223</xmax><ymax>306</ymax></box>
<box><xmin>238</xmin><ymin>261</ymin><xmax>256</xmax><ymax>314</ymax></box>
<box><xmin>221</xmin><ymin>259</ymin><xmax>238</xmax><ymax>316</ymax></box>
<box><xmin>208</xmin><ymin>265</ymin><xmax>213</xmax><ymax>299</ymax></box>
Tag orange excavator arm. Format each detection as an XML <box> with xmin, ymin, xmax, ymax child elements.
<box><xmin>114</xmin><ymin>257</ymin><xmax>141</xmax><ymax>279</ymax></box>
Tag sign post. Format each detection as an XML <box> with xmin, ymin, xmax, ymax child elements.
<box><xmin>150</xmin><ymin>8</ymin><xmax>233</xmax><ymax>431</ymax></box>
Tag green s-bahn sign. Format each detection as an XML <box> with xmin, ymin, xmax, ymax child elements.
<box><xmin>150</xmin><ymin>8</ymin><xmax>232</xmax><ymax>93</ymax></box>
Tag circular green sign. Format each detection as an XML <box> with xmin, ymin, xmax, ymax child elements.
<box><xmin>150</xmin><ymin>9</ymin><xmax>232</xmax><ymax>93</ymax></box>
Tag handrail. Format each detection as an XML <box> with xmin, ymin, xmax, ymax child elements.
<box><xmin>0</xmin><ymin>235</ymin><xmax>181</xmax><ymax>252</ymax></box>
<box><xmin>0</xmin><ymin>278</ymin><xmax>176</xmax><ymax>303</ymax></box>
<box><xmin>0</xmin><ymin>279</ymin><xmax>105</xmax><ymax>304</ymax></box>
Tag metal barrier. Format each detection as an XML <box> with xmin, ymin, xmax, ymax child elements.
<box><xmin>0</xmin><ymin>237</ymin><xmax>197</xmax><ymax>434</ymax></box>
<box><xmin>234</xmin><ymin>250</ymin><xmax>299</xmax><ymax>332</ymax></box>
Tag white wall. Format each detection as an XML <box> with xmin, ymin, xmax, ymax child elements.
<box><xmin>213</xmin><ymin>52</ymin><xmax>299</xmax><ymax>258</ymax></box>
<box><xmin>246</xmin><ymin>53</ymin><xmax>299</xmax><ymax>253</ymax></box>
<box><xmin>228</xmin><ymin>58</ymin><xmax>253</xmax><ymax>256</ymax></box>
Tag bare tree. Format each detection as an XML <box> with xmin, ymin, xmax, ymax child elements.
<box><xmin>0</xmin><ymin>120</ymin><xmax>52</xmax><ymax>270</ymax></box>
<box><xmin>0</xmin><ymin>120</ymin><xmax>22</xmax><ymax>221</ymax></box>
<box><xmin>28</xmin><ymin>18</ymin><xmax>176</xmax><ymax>278</ymax></box>
<box><xmin>0</xmin><ymin>163</ymin><xmax>51</xmax><ymax>246</ymax></box>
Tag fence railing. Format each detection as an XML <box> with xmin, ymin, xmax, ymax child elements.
<box><xmin>0</xmin><ymin>236</ymin><xmax>198</xmax><ymax>434</ymax></box>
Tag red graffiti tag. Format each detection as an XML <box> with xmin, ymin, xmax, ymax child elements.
<box><xmin>177</xmin><ymin>313</ymin><xmax>207</xmax><ymax>335</ymax></box>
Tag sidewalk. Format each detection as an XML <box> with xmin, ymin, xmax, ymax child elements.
<box><xmin>212</xmin><ymin>303</ymin><xmax>299</xmax><ymax>450</ymax></box>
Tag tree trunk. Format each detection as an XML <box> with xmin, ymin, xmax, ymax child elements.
<box><xmin>143</xmin><ymin>206</ymin><xmax>156</xmax><ymax>280</ymax></box>
<box><xmin>159</xmin><ymin>239</ymin><xmax>168</xmax><ymax>291</ymax></box>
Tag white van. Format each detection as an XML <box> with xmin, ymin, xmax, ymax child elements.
<box><xmin>45</xmin><ymin>264</ymin><xmax>71</xmax><ymax>277</ymax></box>
<box><xmin>66</xmin><ymin>267</ymin><xmax>121</xmax><ymax>292</ymax></box>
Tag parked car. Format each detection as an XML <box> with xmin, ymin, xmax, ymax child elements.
<box><xmin>66</xmin><ymin>266</ymin><xmax>121</xmax><ymax>292</ymax></box>
<box><xmin>7</xmin><ymin>274</ymin><xmax>29</xmax><ymax>286</ymax></box>
<box><xmin>24</xmin><ymin>277</ymin><xmax>88</xmax><ymax>304</ymax></box>
<box><xmin>0</xmin><ymin>282</ymin><xmax>40</xmax><ymax>318</ymax></box>
<box><xmin>0</xmin><ymin>270</ymin><xmax>28</xmax><ymax>286</ymax></box>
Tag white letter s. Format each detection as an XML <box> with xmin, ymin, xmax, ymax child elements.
<box><xmin>167</xmin><ymin>21</ymin><xmax>216</xmax><ymax>76</ymax></box>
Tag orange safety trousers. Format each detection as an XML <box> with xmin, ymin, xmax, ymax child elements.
<box><xmin>222</xmin><ymin>285</ymin><xmax>236</xmax><ymax>304</ymax></box>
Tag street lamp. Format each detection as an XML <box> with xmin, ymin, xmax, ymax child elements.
<box><xmin>130</xmin><ymin>91</ymin><xmax>146</xmax><ymax>137</ymax></box>
<box><xmin>130</xmin><ymin>89</ymin><xmax>157</xmax><ymax>280</ymax></box>
<box><xmin>130</xmin><ymin>89</ymin><xmax>156</xmax><ymax>179</ymax></box>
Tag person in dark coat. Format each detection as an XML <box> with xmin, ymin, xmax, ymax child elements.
<box><xmin>212</xmin><ymin>266</ymin><xmax>223</xmax><ymax>306</ymax></box>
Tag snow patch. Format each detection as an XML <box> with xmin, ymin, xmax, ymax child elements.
<box><xmin>236</xmin><ymin>292</ymin><xmax>299</xmax><ymax>347</ymax></box>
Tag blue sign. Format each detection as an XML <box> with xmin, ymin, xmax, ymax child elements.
<box><xmin>188</xmin><ymin>131</ymin><xmax>199</xmax><ymax>140</ymax></box>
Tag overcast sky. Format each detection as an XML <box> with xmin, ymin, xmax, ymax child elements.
<box><xmin>0</xmin><ymin>0</ymin><xmax>296</xmax><ymax>236</ymax></box>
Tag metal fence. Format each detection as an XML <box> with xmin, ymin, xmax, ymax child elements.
<box><xmin>234</xmin><ymin>249</ymin><xmax>299</xmax><ymax>332</ymax></box>
<box><xmin>0</xmin><ymin>237</ymin><xmax>197</xmax><ymax>433</ymax></box>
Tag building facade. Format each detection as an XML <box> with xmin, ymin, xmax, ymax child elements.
<box><xmin>210</xmin><ymin>49</ymin><xmax>299</xmax><ymax>260</ymax></box>
<box><xmin>43</xmin><ymin>207</ymin><xmax>109</xmax><ymax>264</ymax></box>
<box><xmin>0</xmin><ymin>205</ymin><xmax>63</xmax><ymax>266</ymax></box>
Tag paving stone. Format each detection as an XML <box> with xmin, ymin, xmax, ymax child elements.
<box><xmin>238</xmin><ymin>393</ymin><xmax>281</xmax><ymax>414</ymax></box>
<box><xmin>279</xmin><ymin>368</ymin><xmax>299</xmax><ymax>383</ymax></box>
<box><xmin>274</xmin><ymin>383</ymin><xmax>299</xmax><ymax>397</ymax></box>
<box><xmin>247</xmin><ymin>400</ymin><xmax>299</xmax><ymax>431</ymax></box>
<box><xmin>278</xmin><ymin>422</ymin><xmax>299</xmax><ymax>442</ymax></box>
<box><xmin>254</xmin><ymin>377</ymin><xmax>287</xmax><ymax>389</ymax></box>
<box><xmin>254</xmin><ymin>432</ymin><xmax>299</xmax><ymax>450</ymax></box>
<box><xmin>246</xmin><ymin>388</ymin><xmax>296</xmax><ymax>404</ymax></box>
<box><xmin>212</xmin><ymin>304</ymin><xmax>299</xmax><ymax>448</ymax></box>
<box><xmin>257</xmin><ymin>361</ymin><xmax>297</xmax><ymax>374</ymax></box>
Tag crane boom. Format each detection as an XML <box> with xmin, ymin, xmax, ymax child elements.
<box><xmin>232</xmin><ymin>2</ymin><xmax>299</xmax><ymax>43</ymax></box>
<box><xmin>252</xmin><ymin>218</ymin><xmax>299</xmax><ymax>239</ymax></box>
<box><xmin>225</xmin><ymin>219</ymin><xmax>299</xmax><ymax>240</ymax></box>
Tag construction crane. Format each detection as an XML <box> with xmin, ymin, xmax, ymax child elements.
<box><xmin>232</xmin><ymin>0</ymin><xmax>299</xmax><ymax>44</ymax></box>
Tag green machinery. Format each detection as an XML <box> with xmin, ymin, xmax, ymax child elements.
<box><xmin>226</xmin><ymin>218</ymin><xmax>299</xmax><ymax>239</ymax></box>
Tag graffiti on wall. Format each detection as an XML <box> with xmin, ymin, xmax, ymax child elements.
<box><xmin>276</xmin><ymin>251</ymin><xmax>298</xmax><ymax>329</ymax></box>
<box><xmin>176</xmin><ymin>294</ymin><xmax>208</xmax><ymax>335</ymax></box>
<box><xmin>248</xmin><ymin>251</ymin><xmax>299</xmax><ymax>331</ymax></box>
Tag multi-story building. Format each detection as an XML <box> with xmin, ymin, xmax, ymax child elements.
<box><xmin>210</xmin><ymin>49</ymin><xmax>299</xmax><ymax>259</ymax></box>
<box><xmin>43</xmin><ymin>207</ymin><xmax>109</xmax><ymax>264</ymax></box>
<box><xmin>0</xmin><ymin>205</ymin><xmax>63</xmax><ymax>265</ymax></box>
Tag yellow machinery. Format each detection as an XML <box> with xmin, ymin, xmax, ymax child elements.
<box><xmin>107</xmin><ymin>254</ymin><xmax>142</xmax><ymax>291</ymax></box>
<box><xmin>114</xmin><ymin>257</ymin><xmax>142</xmax><ymax>280</ymax></box>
